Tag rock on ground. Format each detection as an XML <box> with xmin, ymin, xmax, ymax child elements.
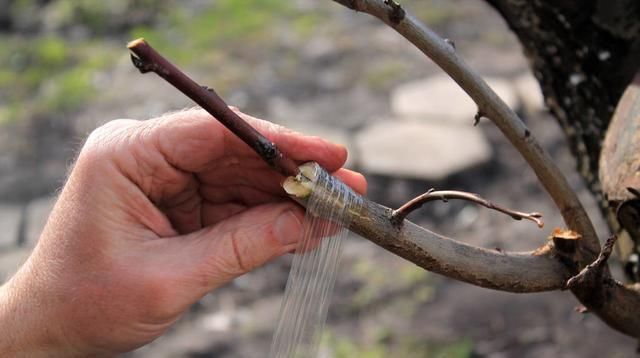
<box><xmin>390</xmin><ymin>74</ymin><xmax>520</xmax><ymax>124</ymax></box>
<box><xmin>355</xmin><ymin>119</ymin><xmax>491</xmax><ymax>180</ymax></box>
<box><xmin>0</xmin><ymin>248</ymin><xmax>30</xmax><ymax>282</ymax></box>
<box><xmin>24</xmin><ymin>196</ymin><xmax>57</xmax><ymax>248</ymax></box>
<box><xmin>515</xmin><ymin>72</ymin><xmax>546</xmax><ymax>114</ymax></box>
<box><xmin>266</xmin><ymin>86</ymin><xmax>386</xmax><ymax>131</ymax></box>
<box><xmin>0</xmin><ymin>204</ymin><xmax>22</xmax><ymax>250</ymax></box>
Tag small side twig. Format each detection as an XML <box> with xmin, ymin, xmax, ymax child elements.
<box><xmin>126</xmin><ymin>38</ymin><xmax>299</xmax><ymax>177</ymax></box>
<box><xmin>473</xmin><ymin>110</ymin><xmax>485</xmax><ymax>126</ymax></box>
<box><xmin>565</xmin><ymin>235</ymin><xmax>617</xmax><ymax>290</ymax></box>
<box><xmin>391</xmin><ymin>189</ymin><xmax>544</xmax><ymax>227</ymax></box>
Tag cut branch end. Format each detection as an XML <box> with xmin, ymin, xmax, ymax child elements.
<box><xmin>127</xmin><ymin>37</ymin><xmax>146</xmax><ymax>50</ymax></box>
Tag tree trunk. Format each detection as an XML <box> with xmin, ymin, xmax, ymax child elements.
<box><xmin>485</xmin><ymin>0</ymin><xmax>640</xmax><ymax>276</ymax></box>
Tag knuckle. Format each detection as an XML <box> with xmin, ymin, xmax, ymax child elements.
<box><xmin>81</xmin><ymin>119</ymin><xmax>140</xmax><ymax>162</ymax></box>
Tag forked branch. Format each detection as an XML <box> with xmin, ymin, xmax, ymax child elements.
<box><xmin>330</xmin><ymin>0</ymin><xmax>599</xmax><ymax>256</ymax></box>
<box><xmin>330</xmin><ymin>0</ymin><xmax>640</xmax><ymax>340</ymax></box>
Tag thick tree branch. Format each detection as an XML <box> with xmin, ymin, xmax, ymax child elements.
<box><xmin>330</xmin><ymin>0</ymin><xmax>640</xmax><ymax>340</ymax></box>
<box><xmin>331</xmin><ymin>0</ymin><xmax>599</xmax><ymax>257</ymax></box>
<box><xmin>286</xmin><ymin>162</ymin><xmax>568</xmax><ymax>293</ymax></box>
<box><xmin>127</xmin><ymin>38</ymin><xmax>299</xmax><ymax>177</ymax></box>
<box><xmin>391</xmin><ymin>189</ymin><xmax>543</xmax><ymax>228</ymax></box>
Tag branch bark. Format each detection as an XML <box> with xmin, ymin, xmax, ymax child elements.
<box><xmin>286</xmin><ymin>162</ymin><xmax>568</xmax><ymax>293</ymax></box>
<box><xmin>560</xmin><ymin>236</ymin><xmax>640</xmax><ymax>339</ymax></box>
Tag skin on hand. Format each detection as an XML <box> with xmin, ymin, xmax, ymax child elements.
<box><xmin>0</xmin><ymin>108</ymin><xmax>366</xmax><ymax>357</ymax></box>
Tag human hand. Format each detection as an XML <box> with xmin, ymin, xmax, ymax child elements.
<box><xmin>0</xmin><ymin>108</ymin><xmax>366</xmax><ymax>356</ymax></box>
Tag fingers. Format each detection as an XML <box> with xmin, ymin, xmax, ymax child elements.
<box><xmin>333</xmin><ymin>168</ymin><xmax>368</xmax><ymax>195</ymax></box>
<box><xmin>232</xmin><ymin>110</ymin><xmax>348</xmax><ymax>172</ymax></box>
<box><xmin>178</xmin><ymin>202</ymin><xmax>305</xmax><ymax>291</ymax></box>
<box><xmin>148</xmin><ymin>108</ymin><xmax>349</xmax><ymax>173</ymax></box>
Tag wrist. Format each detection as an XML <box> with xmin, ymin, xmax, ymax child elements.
<box><xmin>0</xmin><ymin>260</ymin><xmax>85</xmax><ymax>357</ymax></box>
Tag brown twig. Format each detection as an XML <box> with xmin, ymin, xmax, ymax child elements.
<box><xmin>126</xmin><ymin>38</ymin><xmax>299</xmax><ymax>177</ymax></box>
<box><xmin>391</xmin><ymin>189</ymin><xmax>544</xmax><ymax>227</ymax></box>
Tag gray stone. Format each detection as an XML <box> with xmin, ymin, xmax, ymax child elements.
<box><xmin>24</xmin><ymin>196</ymin><xmax>57</xmax><ymax>248</ymax></box>
<box><xmin>354</xmin><ymin>119</ymin><xmax>491</xmax><ymax>180</ymax></box>
<box><xmin>390</xmin><ymin>74</ymin><xmax>519</xmax><ymax>123</ymax></box>
<box><xmin>267</xmin><ymin>86</ymin><xmax>384</xmax><ymax>130</ymax></box>
<box><xmin>514</xmin><ymin>72</ymin><xmax>545</xmax><ymax>114</ymax></box>
<box><xmin>0</xmin><ymin>204</ymin><xmax>22</xmax><ymax>250</ymax></box>
<box><xmin>0</xmin><ymin>248</ymin><xmax>30</xmax><ymax>282</ymax></box>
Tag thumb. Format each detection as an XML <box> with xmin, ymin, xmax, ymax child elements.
<box><xmin>178</xmin><ymin>203</ymin><xmax>305</xmax><ymax>291</ymax></box>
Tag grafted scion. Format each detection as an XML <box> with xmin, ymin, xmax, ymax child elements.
<box><xmin>127</xmin><ymin>38</ymin><xmax>299</xmax><ymax>177</ymax></box>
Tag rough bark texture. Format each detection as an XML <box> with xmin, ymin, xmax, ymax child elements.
<box><xmin>485</xmin><ymin>0</ymin><xmax>640</xmax><ymax>276</ymax></box>
<box><xmin>600</xmin><ymin>73</ymin><xmax>640</xmax><ymax>280</ymax></box>
<box><xmin>486</xmin><ymin>0</ymin><xmax>640</xmax><ymax>187</ymax></box>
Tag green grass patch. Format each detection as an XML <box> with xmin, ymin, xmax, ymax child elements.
<box><xmin>0</xmin><ymin>33</ymin><xmax>118</xmax><ymax>123</ymax></box>
<box><xmin>129</xmin><ymin>0</ymin><xmax>317</xmax><ymax>64</ymax></box>
<box><xmin>322</xmin><ymin>329</ymin><xmax>474</xmax><ymax>358</ymax></box>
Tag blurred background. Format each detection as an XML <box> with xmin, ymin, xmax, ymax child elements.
<box><xmin>0</xmin><ymin>0</ymin><xmax>636</xmax><ymax>356</ymax></box>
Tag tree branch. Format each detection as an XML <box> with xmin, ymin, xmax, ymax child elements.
<box><xmin>286</xmin><ymin>162</ymin><xmax>568</xmax><ymax>293</ymax></box>
<box><xmin>126</xmin><ymin>28</ymin><xmax>640</xmax><ymax>339</ymax></box>
<box><xmin>391</xmin><ymin>188</ymin><xmax>544</xmax><ymax>227</ymax></box>
<box><xmin>558</xmin><ymin>235</ymin><xmax>640</xmax><ymax>338</ymax></box>
<box><xmin>127</xmin><ymin>38</ymin><xmax>299</xmax><ymax>177</ymax></box>
<box><xmin>330</xmin><ymin>0</ymin><xmax>599</xmax><ymax>256</ymax></box>
<box><xmin>330</xmin><ymin>0</ymin><xmax>640</xmax><ymax>340</ymax></box>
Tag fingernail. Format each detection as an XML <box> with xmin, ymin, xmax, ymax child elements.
<box><xmin>274</xmin><ymin>210</ymin><xmax>303</xmax><ymax>246</ymax></box>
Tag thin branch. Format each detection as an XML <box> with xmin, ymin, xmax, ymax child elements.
<box><xmin>330</xmin><ymin>0</ymin><xmax>599</xmax><ymax>256</ymax></box>
<box><xmin>391</xmin><ymin>189</ymin><xmax>544</xmax><ymax>227</ymax></box>
<box><xmin>127</xmin><ymin>38</ymin><xmax>299</xmax><ymax>177</ymax></box>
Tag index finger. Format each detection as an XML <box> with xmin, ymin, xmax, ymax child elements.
<box><xmin>150</xmin><ymin>108</ymin><xmax>348</xmax><ymax>173</ymax></box>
